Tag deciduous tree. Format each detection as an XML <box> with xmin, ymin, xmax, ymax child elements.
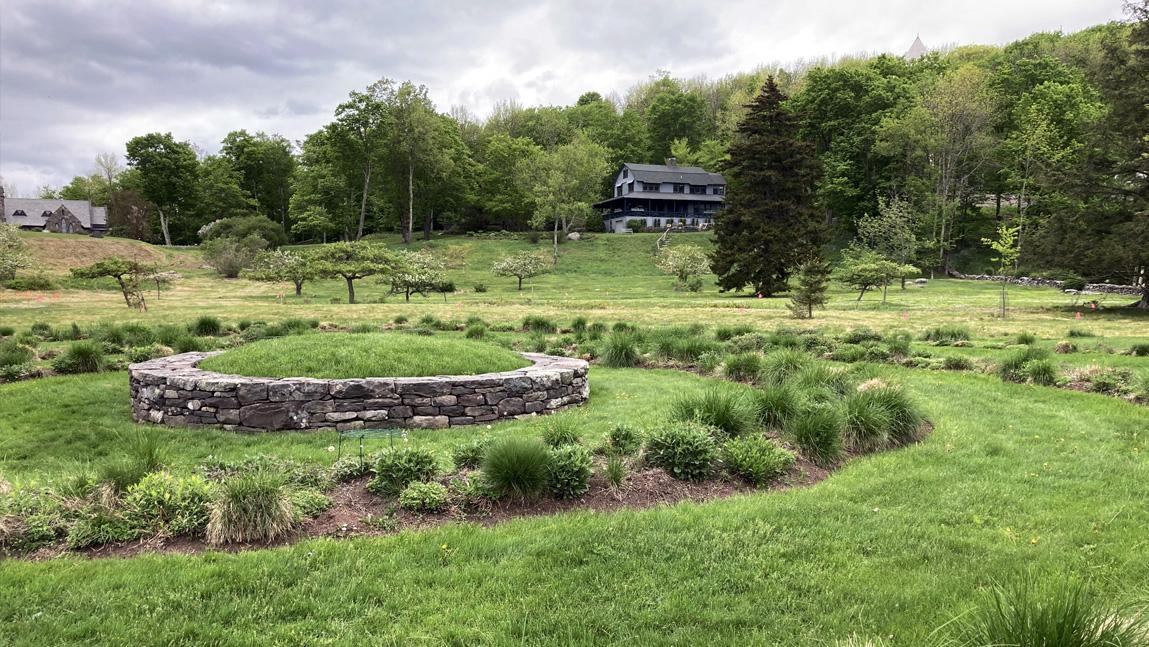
<box><xmin>309</xmin><ymin>241</ymin><xmax>402</xmax><ymax>304</ymax></box>
<box><xmin>492</xmin><ymin>251</ymin><xmax>548</xmax><ymax>290</ymax></box>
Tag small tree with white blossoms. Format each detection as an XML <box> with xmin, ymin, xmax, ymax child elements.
<box><xmin>492</xmin><ymin>251</ymin><xmax>548</xmax><ymax>291</ymax></box>
<box><xmin>0</xmin><ymin>224</ymin><xmax>32</xmax><ymax>281</ymax></box>
<box><xmin>388</xmin><ymin>249</ymin><xmax>446</xmax><ymax>301</ymax></box>
<box><xmin>656</xmin><ymin>245</ymin><xmax>710</xmax><ymax>291</ymax></box>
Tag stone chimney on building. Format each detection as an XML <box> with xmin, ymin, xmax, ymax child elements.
<box><xmin>665</xmin><ymin>157</ymin><xmax>678</xmax><ymax>167</ymax></box>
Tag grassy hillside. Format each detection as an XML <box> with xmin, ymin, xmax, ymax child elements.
<box><xmin>16</xmin><ymin>231</ymin><xmax>200</xmax><ymax>274</ymax></box>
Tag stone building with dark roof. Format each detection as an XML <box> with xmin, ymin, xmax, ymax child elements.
<box><xmin>0</xmin><ymin>187</ymin><xmax>108</xmax><ymax>236</ymax></box>
<box><xmin>593</xmin><ymin>159</ymin><xmax>726</xmax><ymax>232</ymax></box>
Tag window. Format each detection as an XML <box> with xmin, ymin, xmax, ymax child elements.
<box><xmin>622</xmin><ymin>168</ymin><xmax>629</xmax><ymax>178</ymax></box>
<box><xmin>712</xmin><ymin>186</ymin><xmax>725</xmax><ymax>195</ymax></box>
<box><xmin>628</xmin><ymin>180</ymin><xmax>634</xmax><ymax>193</ymax></box>
<box><xmin>642</xmin><ymin>182</ymin><xmax>660</xmax><ymax>192</ymax></box>
<box><xmin>673</xmin><ymin>184</ymin><xmax>685</xmax><ymax>193</ymax></box>
<box><xmin>653</xmin><ymin>218</ymin><xmax>661</xmax><ymax>228</ymax></box>
<box><xmin>689</xmin><ymin>185</ymin><xmax>705</xmax><ymax>194</ymax></box>
<box><xmin>615</xmin><ymin>186</ymin><xmax>622</xmax><ymax>197</ymax></box>
<box><xmin>12</xmin><ymin>210</ymin><xmax>25</xmax><ymax>217</ymax></box>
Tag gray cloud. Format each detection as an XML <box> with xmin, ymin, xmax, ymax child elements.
<box><xmin>0</xmin><ymin>0</ymin><xmax>1127</xmax><ymax>194</ymax></box>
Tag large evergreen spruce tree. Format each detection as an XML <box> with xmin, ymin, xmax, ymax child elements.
<box><xmin>710</xmin><ymin>77</ymin><xmax>823</xmax><ymax>296</ymax></box>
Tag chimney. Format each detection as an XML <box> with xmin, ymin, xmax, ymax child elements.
<box><xmin>665</xmin><ymin>157</ymin><xmax>677</xmax><ymax>167</ymax></box>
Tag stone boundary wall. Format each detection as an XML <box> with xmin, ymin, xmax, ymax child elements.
<box><xmin>948</xmin><ymin>271</ymin><xmax>1142</xmax><ymax>296</ymax></box>
<box><xmin>130</xmin><ymin>352</ymin><xmax>589</xmax><ymax>432</ymax></box>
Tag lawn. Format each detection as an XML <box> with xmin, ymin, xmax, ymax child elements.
<box><xmin>198</xmin><ymin>332</ymin><xmax>532</xmax><ymax>379</ymax></box>
<box><xmin>1</xmin><ymin>233</ymin><xmax>1148</xmax><ymax>645</ymax></box>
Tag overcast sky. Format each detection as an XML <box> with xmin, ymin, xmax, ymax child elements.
<box><xmin>0</xmin><ymin>0</ymin><xmax>1127</xmax><ymax>196</ymax></box>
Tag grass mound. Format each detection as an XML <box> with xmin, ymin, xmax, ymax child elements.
<box><xmin>199</xmin><ymin>333</ymin><xmax>531</xmax><ymax>378</ymax></box>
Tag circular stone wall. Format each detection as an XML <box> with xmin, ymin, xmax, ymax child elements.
<box><xmin>130</xmin><ymin>351</ymin><xmax>589</xmax><ymax>432</ymax></box>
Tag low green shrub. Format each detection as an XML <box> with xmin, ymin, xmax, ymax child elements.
<box><xmin>66</xmin><ymin>508</ymin><xmax>138</xmax><ymax>549</ymax></box>
<box><xmin>205</xmin><ymin>472</ymin><xmax>295</xmax><ymax>544</ymax></box>
<box><xmin>714</xmin><ymin>324</ymin><xmax>755</xmax><ymax>342</ymax></box>
<box><xmin>123</xmin><ymin>472</ymin><xmax>213</xmax><ymax>536</ymax></box>
<box><xmin>953</xmin><ymin>573</ymin><xmax>1149</xmax><ymax>647</ymax></box>
<box><xmin>652</xmin><ymin>334</ymin><xmax>720</xmax><ymax>363</ymax></box>
<box><xmin>884</xmin><ymin>330</ymin><xmax>914</xmax><ymax>357</ymax></box>
<box><xmin>1066</xmin><ymin>328</ymin><xmax>1095</xmax><ymax>338</ymax></box>
<box><xmin>173</xmin><ymin>336</ymin><xmax>208</xmax><ymax>354</ymax></box>
<box><xmin>547</xmin><ymin>445</ymin><xmax>593</xmax><ymax>499</ymax></box>
<box><xmin>541</xmin><ymin>417</ymin><xmax>581</xmax><ymax>447</ymax></box>
<box><xmin>51</xmin><ymin>341</ymin><xmax>106</xmax><ymax>374</ymax></box>
<box><xmin>398</xmin><ymin>482</ymin><xmax>449</xmax><ymax>513</ymax></box>
<box><xmin>330</xmin><ymin>456</ymin><xmax>372</xmax><ymax>483</ymax></box>
<box><xmin>722</xmin><ymin>436</ymin><xmax>795</xmax><ymax>485</ymax></box>
<box><xmin>644</xmin><ymin>421</ymin><xmax>719</xmax><ymax>481</ymax></box>
<box><xmin>2</xmin><ymin>274</ymin><xmax>58</xmax><ymax>291</ymax></box>
<box><xmin>669</xmin><ymin>387</ymin><xmax>757</xmax><ymax>438</ymax></box>
<box><xmin>1129</xmin><ymin>343</ymin><xmax>1149</xmax><ymax>357</ymax></box>
<box><xmin>941</xmin><ymin>355</ymin><xmax>974</xmax><ymax>371</ymax></box>
<box><xmin>861</xmin><ymin>384</ymin><xmax>925</xmax><ymax>446</ymax></box>
<box><xmin>585</xmin><ymin>322</ymin><xmax>608</xmax><ymax>341</ymax></box>
<box><xmin>791</xmin><ymin>364</ymin><xmax>854</xmax><ymax>401</ymax></box>
<box><xmin>1022</xmin><ymin>358</ymin><xmax>1059</xmax><ymax>386</ymax></box>
<box><xmin>290</xmin><ymin>489</ymin><xmax>332</xmax><ymax>519</ymax></box>
<box><xmin>451</xmin><ymin>437</ymin><xmax>492</xmax><ymax>470</ymax></box>
<box><xmin>602</xmin><ymin>424</ymin><xmax>642</xmax><ymax>455</ymax></box>
<box><xmin>522</xmin><ymin>315</ymin><xmax>558</xmax><ymax>333</ymax></box>
<box><xmin>1015</xmin><ymin>331</ymin><xmax>1038</xmax><ymax>345</ymax></box>
<box><xmin>753</xmin><ymin>384</ymin><xmax>801</xmax><ymax>430</ymax></box>
<box><xmin>464</xmin><ymin>323</ymin><xmax>486</xmax><ymax>339</ymax></box>
<box><xmin>570</xmin><ymin>316</ymin><xmax>588</xmax><ymax>334</ymax></box>
<box><xmin>998</xmin><ymin>346</ymin><xmax>1051</xmax><ymax>382</ymax></box>
<box><xmin>190</xmin><ymin>316</ymin><xmax>224</xmax><ymax>337</ymax></box>
<box><xmin>829</xmin><ymin>344</ymin><xmax>868</xmax><ymax>363</ymax></box>
<box><xmin>727</xmin><ymin>332</ymin><xmax>770</xmax><ymax>353</ymax></box>
<box><xmin>472</xmin><ymin>283</ymin><xmax>488</xmax><ymax>293</ymax></box>
<box><xmin>842</xmin><ymin>327</ymin><xmax>883</xmax><ymax>344</ymax></box>
<box><xmin>450</xmin><ymin>473</ymin><xmax>500</xmax><ymax>511</ymax></box>
<box><xmin>29</xmin><ymin>322</ymin><xmax>54</xmax><ymax>339</ymax></box>
<box><xmin>0</xmin><ymin>341</ymin><xmax>35</xmax><ymax>368</ymax></box>
<box><xmin>483</xmin><ymin>438</ymin><xmax>550</xmax><ymax>498</ymax></box>
<box><xmin>368</xmin><ymin>447</ymin><xmax>439</xmax><ymax>495</ymax></box>
<box><xmin>601</xmin><ymin>331</ymin><xmax>641</xmax><ymax>368</ymax></box>
<box><xmin>0</xmin><ymin>325</ymin><xmax>14</xmax><ymax>336</ymax></box>
<box><xmin>1054</xmin><ymin>341</ymin><xmax>1077</xmax><ymax>354</ymax></box>
<box><xmin>393</xmin><ymin>315</ymin><xmax>409</xmax><ymax>325</ymax></box>
<box><xmin>921</xmin><ymin>324</ymin><xmax>971</xmax><ymax>344</ymax></box>
<box><xmin>125</xmin><ymin>344</ymin><xmax>169</xmax><ymax>363</ymax></box>
<box><xmin>723</xmin><ymin>352</ymin><xmax>761</xmax><ymax>381</ymax></box>
<box><xmin>199</xmin><ymin>454</ymin><xmax>330</xmax><ymax>489</ymax></box>
<box><xmin>842</xmin><ymin>390</ymin><xmax>896</xmax><ymax>452</ymax></box>
<box><xmin>788</xmin><ymin>405</ymin><xmax>844</xmax><ymax>466</ymax></box>
<box><xmin>759</xmin><ymin>349</ymin><xmax>813</xmax><ymax>385</ymax></box>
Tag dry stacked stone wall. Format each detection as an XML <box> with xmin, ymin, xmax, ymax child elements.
<box><xmin>130</xmin><ymin>352</ymin><xmax>589</xmax><ymax>432</ymax></box>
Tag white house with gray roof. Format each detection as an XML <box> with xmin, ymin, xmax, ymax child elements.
<box><xmin>0</xmin><ymin>187</ymin><xmax>108</xmax><ymax>236</ymax></box>
<box><xmin>593</xmin><ymin>158</ymin><xmax>726</xmax><ymax>233</ymax></box>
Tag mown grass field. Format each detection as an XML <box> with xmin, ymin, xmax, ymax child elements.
<box><xmin>1</xmin><ymin>232</ymin><xmax>1148</xmax><ymax>645</ymax></box>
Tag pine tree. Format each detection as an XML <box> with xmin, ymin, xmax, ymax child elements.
<box><xmin>710</xmin><ymin>77</ymin><xmax>823</xmax><ymax>296</ymax></box>
<box><xmin>787</xmin><ymin>257</ymin><xmax>831</xmax><ymax>319</ymax></box>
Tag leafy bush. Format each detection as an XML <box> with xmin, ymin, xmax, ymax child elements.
<box><xmin>451</xmin><ymin>437</ymin><xmax>492</xmax><ymax>470</ymax></box>
<box><xmin>645</xmin><ymin>421</ymin><xmax>718</xmax><ymax>481</ymax></box>
<box><xmin>205</xmin><ymin>472</ymin><xmax>295</xmax><ymax>544</ymax></box>
<box><xmin>393</xmin><ymin>315</ymin><xmax>409</xmax><ymax>325</ymax></box>
<box><xmin>51</xmin><ymin>341</ymin><xmax>106</xmax><ymax>374</ymax></box>
<box><xmin>759</xmin><ymin>349</ymin><xmax>813</xmax><ymax>385</ymax></box>
<box><xmin>66</xmin><ymin>508</ymin><xmax>138</xmax><ymax>549</ymax></box>
<box><xmin>1</xmin><ymin>274</ymin><xmax>57</xmax><ymax>291</ymax></box>
<box><xmin>669</xmin><ymin>387</ymin><xmax>757</xmax><ymax>438</ymax></box>
<box><xmin>829</xmin><ymin>344</ymin><xmax>868</xmax><ymax>363</ymax></box>
<box><xmin>723</xmin><ymin>353</ymin><xmax>761</xmax><ymax>381</ymax></box>
<box><xmin>602</xmin><ymin>424</ymin><xmax>642</xmax><ymax>455</ymax></box>
<box><xmin>201</xmin><ymin>235</ymin><xmax>268</xmax><ymax>278</ymax></box>
<box><xmin>483</xmin><ymin>438</ymin><xmax>550</xmax><ymax>498</ymax></box>
<box><xmin>842</xmin><ymin>327</ymin><xmax>883</xmax><ymax>344</ymax></box>
<box><xmin>998</xmin><ymin>346</ymin><xmax>1051</xmax><ymax>382</ymax></box>
<box><xmin>1129</xmin><ymin>343</ymin><xmax>1149</xmax><ymax>357</ymax></box>
<box><xmin>788</xmin><ymin>406</ymin><xmax>845</xmax><ymax>466</ymax></box>
<box><xmin>330</xmin><ymin>456</ymin><xmax>372</xmax><ymax>482</ymax></box>
<box><xmin>522</xmin><ymin>315</ymin><xmax>557</xmax><ymax>333</ymax></box>
<box><xmin>541</xmin><ymin>416</ymin><xmax>581</xmax><ymax>447</ymax></box>
<box><xmin>547</xmin><ymin>445</ymin><xmax>593</xmax><ymax>499</ymax></box>
<box><xmin>464</xmin><ymin>323</ymin><xmax>486</xmax><ymax>339</ymax></box>
<box><xmin>0</xmin><ymin>341</ymin><xmax>35</xmax><ymax>368</ymax></box>
<box><xmin>884</xmin><ymin>330</ymin><xmax>914</xmax><ymax>357</ymax></box>
<box><xmin>200</xmin><ymin>215</ymin><xmax>288</xmax><ymax>248</ymax></box>
<box><xmin>1015</xmin><ymin>331</ymin><xmax>1037</xmax><ymax>345</ymax></box>
<box><xmin>601</xmin><ymin>331</ymin><xmax>641</xmax><ymax>368</ymax></box>
<box><xmin>941</xmin><ymin>355</ymin><xmax>974</xmax><ymax>371</ymax></box>
<box><xmin>715</xmin><ymin>324</ymin><xmax>755</xmax><ymax>342</ymax></box>
<box><xmin>1054</xmin><ymin>341</ymin><xmax>1077</xmax><ymax>354</ymax></box>
<box><xmin>922</xmin><ymin>324</ymin><xmax>971</xmax><ymax>344</ymax></box>
<box><xmin>753</xmin><ymin>384</ymin><xmax>801</xmax><ymax>430</ymax></box>
<box><xmin>190</xmin><ymin>315</ymin><xmax>223</xmax><ymax>337</ymax></box>
<box><xmin>953</xmin><ymin>573</ymin><xmax>1149</xmax><ymax>647</ymax></box>
<box><xmin>472</xmin><ymin>283</ymin><xmax>488</xmax><ymax>293</ymax></box>
<box><xmin>0</xmin><ymin>325</ymin><xmax>14</xmax><ymax>337</ymax></box>
<box><xmin>722</xmin><ymin>436</ymin><xmax>795</xmax><ymax>485</ymax></box>
<box><xmin>123</xmin><ymin>472</ymin><xmax>213</xmax><ymax>536</ymax></box>
<box><xmin>290</xmin><ymin>489</ymin><xmax>332</xmax><ymax>519</ymax></box>
<box><xmin>368</xmin><ymin>447</ymin><xmax>439</xmax><ymax>495</ymax></box>
<box><xmin>398</xmin><ymin>482</ymin><xmax>449</xmax><ymax>513</ymax></box>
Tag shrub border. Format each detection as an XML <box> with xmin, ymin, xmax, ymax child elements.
<box><xmin>130</xmin><ymin>352</ymin><xmax>589</xmax><ymax>432</ymax></box>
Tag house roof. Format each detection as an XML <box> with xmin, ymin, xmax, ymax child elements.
<box><xmin>593</xmin><ymin>193</ymin><xmax>725</xmax><ymax>208</ymax></box>
<box><xmin>623</xmin><ymin>163</ymin><xmax>725</xmax><ymax>185</ymax></box>
<box><xmin>3</xmin><ymin>198</ymin><xmax>104</xmax><ymax>229</ymax></box>
<box><xmin>903</xmin><ymin>35</ymin><xmax>927</xmax><ymax>61</ymax></box>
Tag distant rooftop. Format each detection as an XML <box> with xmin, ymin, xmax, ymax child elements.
<box><xmin>903</xmin><ymin>35</ymin><xmax>928</xmax><ymax>61</ymax></box>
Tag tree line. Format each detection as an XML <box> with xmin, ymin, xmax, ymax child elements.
<box><xmin>32</xmin><ymin>5</ymin><xmax>1147</xmax><ymax>304</ymax></box>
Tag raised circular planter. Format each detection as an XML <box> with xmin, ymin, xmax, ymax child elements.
<box><xmin>130</xmin><ymin>351</ymin><xmax>589</xmax><ymax>432</ymax></box>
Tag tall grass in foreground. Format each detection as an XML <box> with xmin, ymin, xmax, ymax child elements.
<box><xmin>669</xmin><ymin>387</ymin><xmax>757</xmax><ymax>438</ymax></box>
<box><xmin>483</xmin><ymin>438</ymin><xmax>549</xmax><ymax>498</ymax></box>
<box><xmin>949</xmin><ymin>573</ymin><xmax>1149</xmax><ymax>647</ymax></box>
<box><xmin>601</xmin><ymin>331</ymin><xmax>641</xmax><ymax>368</ymax></box>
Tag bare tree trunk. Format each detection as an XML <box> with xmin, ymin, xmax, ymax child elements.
<box><xmin>157</xmin><ymin>207</ymin><xmax>172</xmax><ymax>246</ymax></box>
<box><xmin>423</xmin><ymin>207</ymin><xmax>433</xmax><ymax>241</ymax></box>
<box><xmin>552</xmin><ymin>218</ymin><xmax>559</xmax><ymax>267</ymax></box>
<box><xmin>345</xmin><ymin>276</ymin><xmax>356</xmax><ymax>304</ymax></box>
<box><xmin>357</xmin><ymin>165</ymin><xmax>371</xmax><ymax>240</ymax></box>
<box><xmin>404</xmin><ymin>158</ymin><xmax>414</xmax><ymax>245</ymax></box>
<box><xmin>294</xmin><ymin>280</ymin><xmax>302</xmax><ymax>296</ymax></box>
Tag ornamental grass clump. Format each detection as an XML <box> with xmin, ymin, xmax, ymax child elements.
<box><xmin>1015</xmin><ymin>331</ymin><xmax>1038</xmax><ymax>345</ymax></box>
<box><xmin>669</xmin><ymin>387</ymin><xmax>757</xmax><ymax>438</ymax></box>
<box><xmin>714</xmin><ymin>324</ymin><xmax>755</xmax><ymax>342</ymax></box>
<box><xmin>788</xmin><ymin>405</ymin><xmax>845</xmax><ymax>467</ymax></box>
<box><xmin>644</xmin><ymin>421</ymin><xmax>719</xmax><ymax>481</ymax></box>
<box><xmin>464</xmin><ymin>323</ymin><xmax>486</xmax><ymax>339</ymax></box>
<box><xmin>723</xmin><ymin>352</ymin><xmax>762</xmax><ymax>381</ymax></box>
<box><xmin>205</xmin><ymin>471</ymin><xmax>295</xmax><ymax>545</ymax></box>
<box><xmin>952</xmin><ymin>573</ymin><xmax>1149</xmax><ymax>647</ymax></box>
<box><xmin>921</xmin><ymin>324</ymin><xmax>971</xmax><ymax>344</ymax></box>
<box><xmin>398</xmin><ymin>482</ymin><xmax>449</xmax><ymax>513</ymax></box>
<box><xmin>1022</xmin><ymin>358</ymin><xmax>1059</xmax><ymax>386</ymax></box>
<box><xmin>541</xmin><ymin>416</ymin><xmax>581</xmax><ymax>448</ymax></box>
<box><xmin>521</xmin><ymin>315</ymin><xmax>557</xmax><ymax>333</ymax></box>
<box><xmin>841</xmin><ymin>390</ymin><xmax>896</xmax><ymax>453</ymax></box>
<box><xmin>791</xmin><ymin>364</ymin><xmax>855</xmax><ymax>402</ymax></box>
<box><xmin>450</xmin><ymin>437</ymin><xmax>492</xmax><ymax>470</ymax></box>
<box><xmin>998</xmin><ymin>346</ymin><xmax>1052</xmax><ymax>383</ymax></box>
<box><xmin>0</xmin><ymin>340</ymin><xmax>35</xmax><ymax>368</ymax></box>
<box><xmin>51</xmin><ymin>341</ymin><xmax>106</xmax><ymax>374</ymax></box>
<box><xmin>601</xmin><ymin>331</ymin><xmax>641</xmax><ymax>368</ymax></box>
<box><xmin>753</xmin><ymin>384</ymin><xmax>801</xmax><ymax>430</ymax></box>
<box><xmin>190</xmin><ymin>315</ymin><xmax>223</xmax><ymax>337</ymax></box>
<box><xmin>546</xmin><ymin>444</ymin><xmax>593</xmax><ymax>499</ymax></box>
<box><xmin>722</xmin><ymin>436</ymin><xmax>795</xmax><ymax>486</ymax></box>
<box><xmin>759</xmin><ymin>348</ymin><xmax>813</xmax><ymax>386</ymax></box>
<box><xmin>482</xmin><ymin>437</ymin><xmax>550</xmax><ymax>499</ymax></box>
<box><xmin>368</xmin><ymin>447</ymin><xmax>439</xmax><ymax>495</ymax></box>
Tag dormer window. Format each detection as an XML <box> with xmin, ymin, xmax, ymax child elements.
<box><xmin>12</xmin><ymin>210</ymin><xmax>26</xmax><ymax>217</ymax></box>
<box><xmin>622</xmin><ymin>168</ymin><xmax>629</xmax><ymax>179</ymax></box>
